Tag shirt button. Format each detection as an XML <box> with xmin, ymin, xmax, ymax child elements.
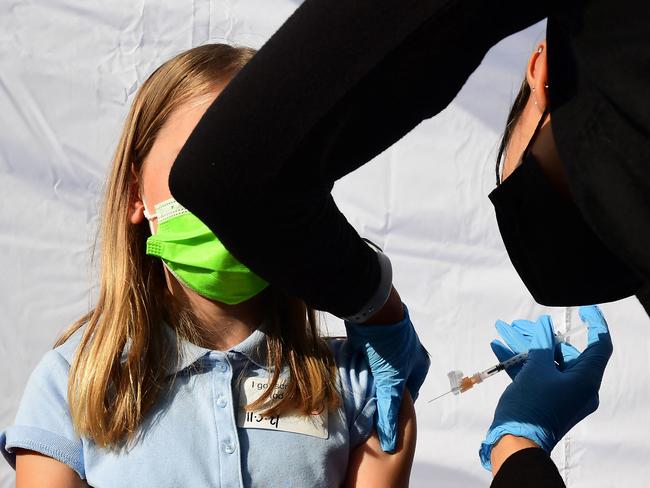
<box><xmin>217</xmin><ymin>362</ymin><xmax>229</xmax><ymax>373</ymax></box>
<box><xmin>223</xmin><ymin>441</ymin><xmax>236</xmax><ymax>454</ymax></box>
<box><xmin>216</xmin><ymin>396</ymin><xmax>227</xmax><ymax>408</ymax></box>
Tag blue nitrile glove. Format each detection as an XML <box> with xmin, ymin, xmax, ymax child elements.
<box><xmin>490</xmin><ymin>317</ymin><xmax>583</xmax><ymax>379</ymax></box>
<box><xmin>345</xmin><ymin>303</ymin><xmax>430</xmax><ymax>453</ymax></box>
<box><xmin>479</xmin><ymin>305</ymin><xmax>612</xmax><ymax>471</ymax></box>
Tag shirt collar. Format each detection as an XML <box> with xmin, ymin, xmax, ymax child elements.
<box><xmin>162</xmin><ymin>320</ymin><xmax>270</xmax><ymax>376</ymax></box>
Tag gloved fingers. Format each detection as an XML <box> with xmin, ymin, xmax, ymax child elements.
<box><xmin>375</xmin><ymin>384</ymin><xmax>403</xmax><ymax>453</ymax></box>
<box><xmin>490</xmin><ymin>339</ymin><xmax>515</xmax><ymax>362</ymax></box>
<box><xmin>555</xmin><ymin>341</ymin><xmax>581</xmax><ymax>371</ymax></box>
<box><xmin>405</xmin><ymin>345</ymin><xmax>431</xmax><ymax>402</ymax></box>
<box><xmin>576</xmin><ymin>305</ymin><xmax>613</xmax><ymax>370</ymax></box>
<box><xmin>526</xmin><ymin>316</ymin><xmax>555</xmax><ymax>364</ymax></box>
<box><xmin>510</xmin><ymin>319</ymin><xmax>537</xmax><ymax>339</ymax></box>
<box><xmin>344</xmin><ymin>321</ymin><xmax>413</xmax><ymax>369</ymax></box>
<box><xmin>490</xmin><ymin>340</ymin><xmax>521</xmax><ymax>380</ymax></box>
<box><xmin>567</xmin><ymin>309</ymin><xmax>613</xmax><ymax>388</ymax></box>
<box><xmin>579</xmin><ymin>305</ymin><xmax>612</xmax><ymax>349</ymax></box>
<box><xmin>530</xmin><ymin>315</ymin><xmax>555</xmax><ymax>349</ymax></box>
<box><xmin>495</xmin><ymin>320</ymin><xmax>530</xmax><ymax>354</ymax></box>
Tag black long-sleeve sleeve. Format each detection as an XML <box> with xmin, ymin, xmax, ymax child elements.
<box><xmin>490</xmin><ymin>448</ymin><xmax>565</xmax><ymax>488</ymax></box>
<box><xmin>170</xmin><ymin>0</ymin><xmax>650</xmax><ymax>317</ymax></box>
<box><xmin>637</xmin><ymin>284</ymin><xmax>650</xmax><ymax>317</ymax></box>
<box><xmin>168</xmin><ymin>0</ymin><xmax>546</xmax><ymax>317</ymax></box>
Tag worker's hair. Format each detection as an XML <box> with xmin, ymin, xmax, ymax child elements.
<box><xmin>55</xmin><ymin>43</ymin><xmax>340</xmax><ymax>448</ymax></box>
<box><xmin>495</xmin><ymin>78</ymin><xmax>531</xmax><ymax>185</ymax></box>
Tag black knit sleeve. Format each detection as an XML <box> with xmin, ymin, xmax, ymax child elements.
<box><xmin>490</xmin><ymin>448</ymin><xmax>565</xmax><ymax>488</ymax></box>
<box><xmin>169</xmin><ymin>0</ymin><xmax>546</xmax><ymax>317</ymax></box>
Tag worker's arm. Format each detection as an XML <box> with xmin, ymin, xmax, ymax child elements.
<box><xmin>169</xmin><ymin>0</ymin><xmax>547</xmax><ymax>319</ymax></box>
<box><xmin>344</xmin><ymin>391</ymin><xmax>416</xmax><ymax>488</ymax></box>
<box><xmin>15</xmin><ymin>449</ymin><xmax>89</xmax><ymax>488</ymax></box>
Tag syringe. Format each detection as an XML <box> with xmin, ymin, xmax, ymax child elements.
<box><xmin>428</xmin><ymin>324</ymin><xmax>588</xmax><ymax>403</ymax></box>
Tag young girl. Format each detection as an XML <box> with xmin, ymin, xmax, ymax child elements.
<box><xmin>0</xmin><ymin>44</ymin><xmax>416</xmax><ymax>487</ymax></box>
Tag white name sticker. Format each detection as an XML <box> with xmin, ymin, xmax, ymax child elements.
<box><xmin>236</xmin><ymin>376</ymin><xmax>329</xmax><ymax>439</ymax></box>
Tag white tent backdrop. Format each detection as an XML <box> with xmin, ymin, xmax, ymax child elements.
<box><xmin>1</xmin><ymin>1</ymin><xmax>648</xmax><ymax>486</ymax></box>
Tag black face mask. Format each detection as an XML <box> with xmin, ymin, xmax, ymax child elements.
<box><xmin>488</xmin><ymin>122</ymin><xmax>644</xmax><ymax>306</ymax></box>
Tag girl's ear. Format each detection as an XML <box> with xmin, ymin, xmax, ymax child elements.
<box><xmin>129</xmin><ymin>163</ymin><xmax>145</xmax><ymax>225</ymax></box>
<box><xmin>525</xmin><ymin>40</ymin><xmax>549</xmax><ymax>114</ymax></box>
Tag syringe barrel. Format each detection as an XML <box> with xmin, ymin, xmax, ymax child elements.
<box><xmin>499</xmin><ymin>352</ymin><xmax>528</xmax><ymax>371</ymax></box>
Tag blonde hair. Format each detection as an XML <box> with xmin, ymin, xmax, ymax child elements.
<box><xmin>55</xmin><ymin>43</ymin><xmax>339</xmax><ymax>447</ymax></box>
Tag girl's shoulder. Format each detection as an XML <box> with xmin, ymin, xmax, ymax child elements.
<box><xmin>1</xmin><ymin>327</ymin><xmax>87</xmax><ymax>479</ymax></box>
<box><xmin>52</xmin><ymin>325</ymin><xmax>87</xmax><ymax>366</ymax></box>
<box><xmin>324</xmin><ymin>337</ymin><xmax>377</xmax><ymax>448</ymax></box>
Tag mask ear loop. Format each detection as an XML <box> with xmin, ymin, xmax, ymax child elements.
<box><xmin>141</xmin><ymin>196</ymin><xmax>158</xmax><ymax>235</ymax></box>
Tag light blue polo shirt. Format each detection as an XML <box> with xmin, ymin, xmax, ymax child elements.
<box><xmin>1</xmin><ymin>323</ymin><xmax>377</xmax><ymax>487</ymax></box>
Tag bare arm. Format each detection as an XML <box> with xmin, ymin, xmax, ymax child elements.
<box><xmin>15</xmin><ymin>449</ymin><xmax>89</xmax><ymax>488</ymax></box>
<box><xmin>344</xmin><ymin>390</ymin><xmax>417</xmax><ymax>487</ymax></box>
<box><xmin>490</xmin><ymin>435</ymin><xmax>540</xmax><ymax>476</ymax></box>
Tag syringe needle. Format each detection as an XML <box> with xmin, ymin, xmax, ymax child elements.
<box><xmin>428</xmin><ymin>389</ymin><xmax>453</xmax><ymax>403</ymax></box>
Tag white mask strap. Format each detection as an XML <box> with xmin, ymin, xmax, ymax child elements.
<box><xmin>141</xmin><ymin>196</ymin><xmax>188</xmax><ymax>235</ymax></box>
<box><xmin>151</xmin><ymin>198</ymin><xmax>189</xmax><ymax>222</ymax></box>
<box><xmin>141</xmin><ymin>196</ymin><xmax>157</xmax><ymax>234</ymax></box>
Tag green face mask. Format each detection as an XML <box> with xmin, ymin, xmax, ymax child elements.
<box><xmin>143</xmin><ymin>197</ymin><xmax>268</xmax><ymax>304</ymax></box>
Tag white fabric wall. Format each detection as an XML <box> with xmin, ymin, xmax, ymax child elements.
<box><xmin>1</xmin><ymin>2</ymin><xmax>648</xmax><ymax>486</ymax></box>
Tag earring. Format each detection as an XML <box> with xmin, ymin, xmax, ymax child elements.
<box><xmin>537</xmin><ymin>46</ymin><xmax>543</xmax><ymax>54</ymax></box>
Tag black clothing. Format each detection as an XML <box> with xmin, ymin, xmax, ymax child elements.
<box><xmin>489</xmin><ymin>139</ymin><xmax>644</xmax><ymax>306</ymax></box>
<box><xmin>546</xmin><ymin>1</ymin><xmax>650</xmax><ymax>307</ymax></box>
<box><xmin>637</xmin><ymin>283</ymin><xmax>650</xmax><ymax>317</ymax></box>
<box><xmin>169</xmin><ymin>0</ymin><xmax>547</xmax><ymax>317</ymax></box>
<box><xmin>169</xmin><ymin>0</ymin><xmax>650</xmax><ymax>318</ymax></box>
<box><xmin>490</xmin><ymin>448</ymin><xmax>565</xmax><ymax>488</ymax></box>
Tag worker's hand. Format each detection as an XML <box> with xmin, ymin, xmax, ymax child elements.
<box><xmin>345</xmin><ymin>303</ymin><xmax>430</xmax><ymax>453</ymax></box>
<box><xmin>479</xmin><ymin>305</ymin><xmax>612</xmax><ymax>471</ymax></box>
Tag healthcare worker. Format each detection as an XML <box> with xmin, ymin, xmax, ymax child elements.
<box><xmin>167</xmin><ymin>0</ymin><xmax>647</xmax><ymax>483</ymax></box>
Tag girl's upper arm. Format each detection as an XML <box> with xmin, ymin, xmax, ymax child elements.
<box><xmin>15</xmin><ymin>449</ymin><xmax>89</xmax><ymax>488</ymax></box>
<box><xmin>344</xmin><ymin>390</ymin><xmax>417</xmax><ymax>488</ymax></box>
<box><xmin>2</xmin><ymin>348</ymin><xmax>86</xmax><ymax>480</ymax></box>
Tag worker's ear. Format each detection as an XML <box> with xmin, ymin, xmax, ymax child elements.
<box><xmin>526</xmin><ymin>40</ymin><xmax>549</xmax><ymax>114</ymax></box>
<box><xmin>129</xmin><ymin>163</ymin><xmax>145</xmax><ymax>225</ymax></box>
